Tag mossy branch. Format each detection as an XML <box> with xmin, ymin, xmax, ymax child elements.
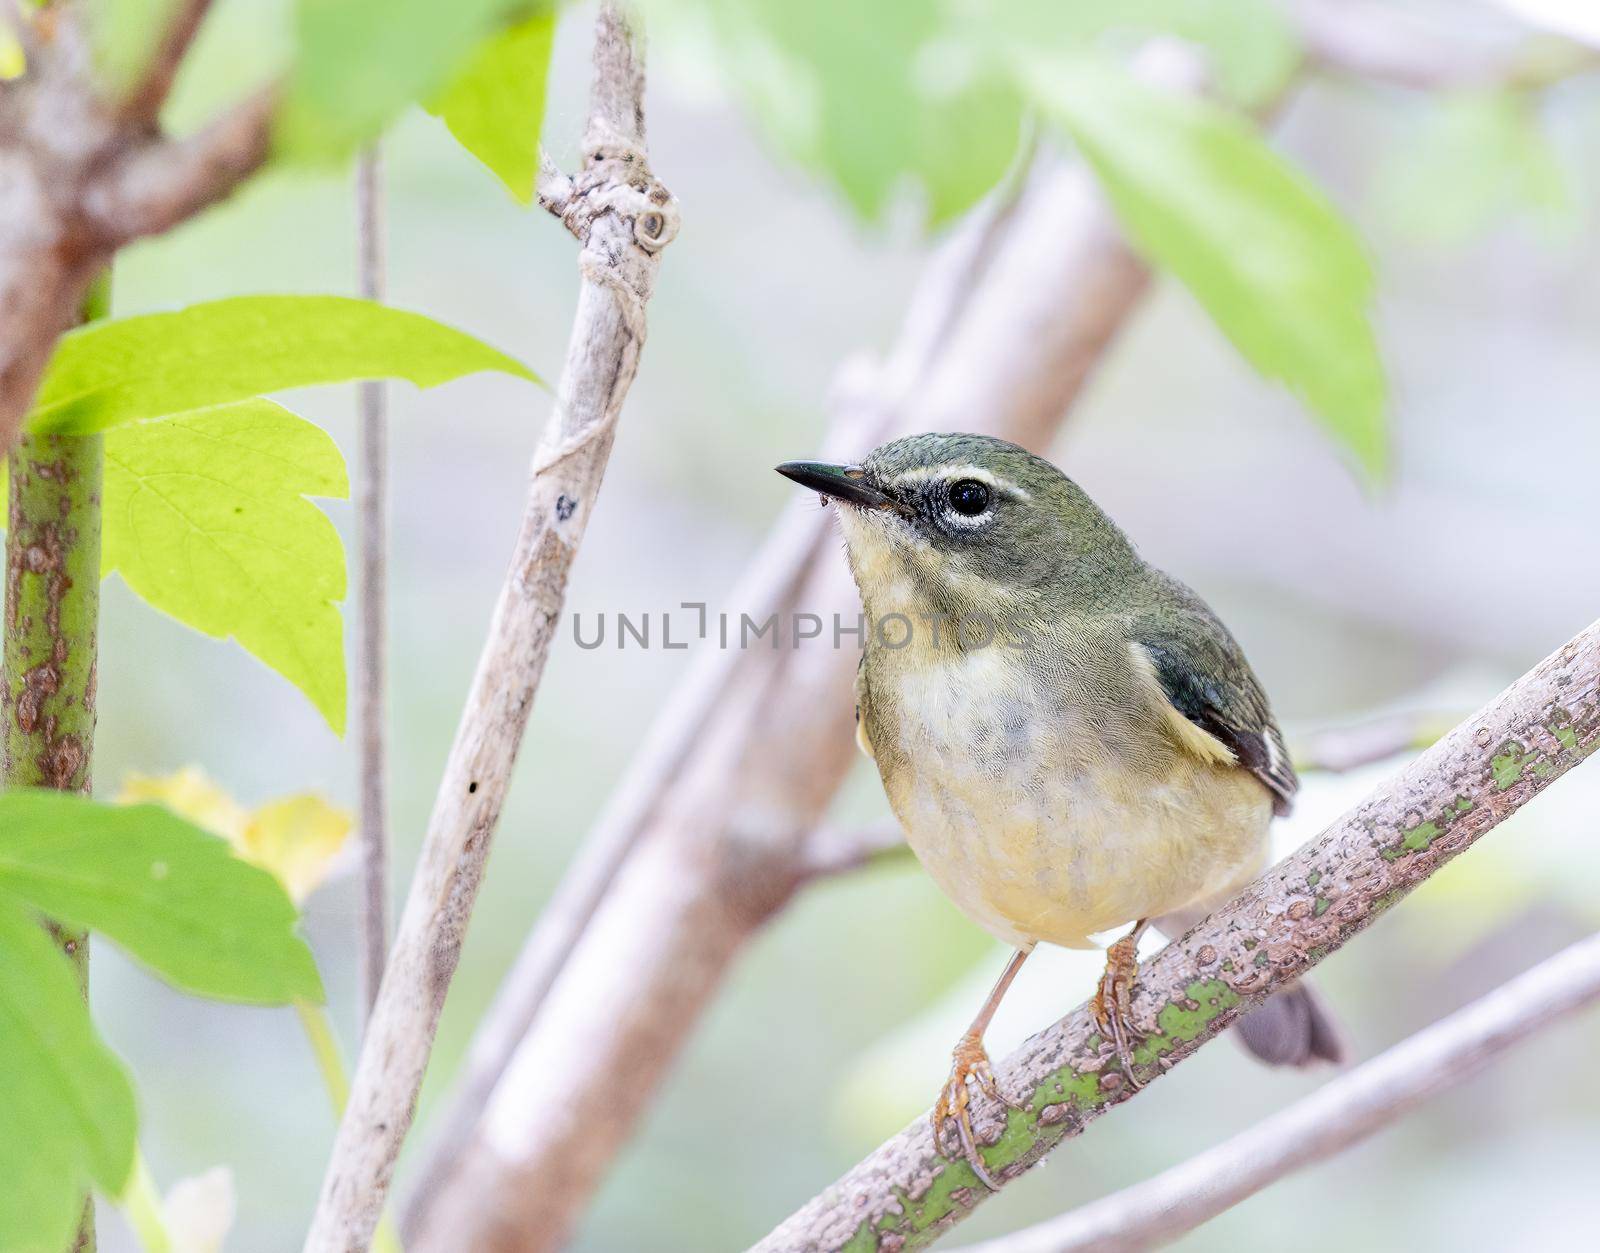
<box><xmin>753</xmin><ymin>619</ymin><xmax>1600</xmax><ymax>1253</ymax></box>
<box><xmin>953</xmin><ymin>930</ymin><xmax>1600</xmax><ymax>1253</ymax></box>
<box><xmin>3</xmin><ymin>276</ymin><xmax>107</xmax><ymax>1253</ymax></box>
<box><xmin>3</xmin><ymin>430</ymin><xmax>101</xmax><ymax>804</ymax></box>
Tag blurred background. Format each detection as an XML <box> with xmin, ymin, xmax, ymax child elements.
<box><xmin>80</xmin><ymin>0</ymin><xmax>1600</xmax><ymax>1249</ymax></box>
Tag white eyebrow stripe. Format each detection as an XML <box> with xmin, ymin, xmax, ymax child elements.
<box><xmin>891</xmin><ymin>464</ymin><xmax>1031</xmax><ymax>500</ymax></box>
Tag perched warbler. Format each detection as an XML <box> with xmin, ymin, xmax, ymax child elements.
<box><xmin>778</xmin><ymin>433</ymin><xmax>1345</xmax><ymax>1186</ymax></box>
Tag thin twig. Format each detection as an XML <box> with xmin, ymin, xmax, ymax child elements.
<box><xmin>80</xmin><ymin>85</ymin><xmax>277</xmax><ymax>244</ymax></box>
<box><xmin>753</xmin><ymin>621</ymin><xmax>1600</xmax><ymax>1252</ymax></box>
<box><xmin>535</xmin><ymin>148</ymin><xmax>576</xmax><ymax>216</ymax></box>
<box><xmin>1291</xmin><ymin>709</ymin><xmax>1456</xmax><ymax>775</ymax></box>
<box><xmin>1487</xmin><ymin>0</ymin><xmax>1600</xmax><ymax>52</ymax></box>
<box><xmin>355</xmin><ymin>143</ymin><xmax>389</xmax><ymax>1027</ymax></box>
<box><xmin>798</xmin><ymin>820</ymin><xmax>909</xmax><ymax>881</ymax></box>
<box><xmin>302</xmin><ymin>7</ymin><xmax>677</xmax><ymax>1249</ymax></box>
<box><xmin>117</xmin><ymin>0</ymin><xmax>214</xmax><ymax>125</ymax></box>
<box><xmin>956</xmin><ymin>930</ymin><xmax>1600</xmax><ymax>1253</ymax></box>
<box><xmin>1293</xmin><ymin>0</ymin><xmax>1600</xmax><ymax>90</ymax></box>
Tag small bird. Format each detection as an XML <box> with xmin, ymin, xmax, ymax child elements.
<box><xmin>777</xmin><ymin>433</ymin><xmax>1345</xmax><ymax>1187</ymax></box>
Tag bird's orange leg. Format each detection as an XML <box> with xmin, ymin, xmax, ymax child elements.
<box><xmin>1093</xmin><ymin>918</ymin><xmax>1151</xmax><ymax>1087</ymax></box>
<box><xmin>931</xmin><ymin>946</ymin><xmax>1031</xmax><ymax>1190</ymax></box>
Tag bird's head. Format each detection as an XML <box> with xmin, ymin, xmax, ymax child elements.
<box><xmin>776</xmin><ymin>433</ymin><xmax>1138</xmax><ymax>624</ymax></box>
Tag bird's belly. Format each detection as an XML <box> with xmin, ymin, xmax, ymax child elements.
<box><xmin>877</xmin><ymin>672</ymin><xmax>1272</xmax><ymax>950</ymax></box>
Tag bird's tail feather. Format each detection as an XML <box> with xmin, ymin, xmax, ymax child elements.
<box><xmin>1233</xmin><ymin>978</ymin><xmax>1348</xmax><ymax>1067</ymax></box>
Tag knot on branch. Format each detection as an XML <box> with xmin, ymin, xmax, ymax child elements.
<box><xmin>545</xmin><ymin>137</ymin><xmax>679</xmax><ymax>257</ymax></box>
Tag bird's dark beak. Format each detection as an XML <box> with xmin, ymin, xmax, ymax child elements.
<box><xmin>775</xmin><ymin>460</ymin><xmax>899</xmax><ymax>511</ymax></box>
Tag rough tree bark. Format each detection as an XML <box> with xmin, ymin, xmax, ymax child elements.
<box><xmin>754</xmin><ymin>619</ymin><xmax>1600</xmax><ymax>1252</ymax></box>
<box><xmin>2</xmin><ymin>426</ymin><xmax>101</xmax><ymax>802</ymax></box>
<box><xmin>955</xmin><ymin>929</ymin><xmax>1600</xmax><ymax>1253</ymax></box>
<box><xmin>301</xmin><ymin>7</ymin><xmax>678</xmax><ymax>1250</ymax></box>
<box><xmin>402</xmin><ymin>39</ymin><xmax>1207</xmax><ymax>1235</ymax></box>
<box><xmin>0</xmin><ymin>1</ymin><xmax>273</xmax><ymax>455</ymax></box>
<box><xmin>2</xmin><ymin>271</ymin><xmax>106</xmax><ymax>1249</ymax></box>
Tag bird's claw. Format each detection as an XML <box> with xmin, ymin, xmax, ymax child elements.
<box><xmin>930</xmin><ymin>1034</ymin><xmax>1014</xmax><ymax>1190</ymax></box>
<box><xmin>1093</xmin><ymin>933</ymin><xmax>1147</xmax><ymax>1089</ymax></box>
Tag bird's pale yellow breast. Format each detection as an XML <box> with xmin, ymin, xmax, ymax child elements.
<box><xmin>862</xmin><ymin>625</ymin><xmax>1272</xmax><ymax>950</ymax></box>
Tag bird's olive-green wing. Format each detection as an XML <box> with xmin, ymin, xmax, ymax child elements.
<box><xmin>1132</xmin><ymin>598</ymin><xmax>1297</xmax><ymax>817</ymax></box>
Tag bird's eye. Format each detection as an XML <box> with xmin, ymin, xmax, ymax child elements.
<box><xmin>946</xmin><ymin>479</ymin><xmax>991</xmax><ymax>517</ymax></box>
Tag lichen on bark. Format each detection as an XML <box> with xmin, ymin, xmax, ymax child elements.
<box><xmin>4</xmin><ymin>435</ymin><xmax>102</xmax><ymax>780</ymax></box>
<box><xmin>4</xmin><ymin>428</ymin><xmax>104</xmax><ymax>912</ymax></box>
<box><xmin>2</xmin><ymin>282</ymin><xmax>107</xmax><ymax>1253</ymax></box>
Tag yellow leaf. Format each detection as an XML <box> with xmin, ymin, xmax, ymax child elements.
<box><xmin>120</xmin><ymin>768</ymin><xmax>249</xmax><ymax>845</ymax></box>
<box><xmin>241</xmin><ymin>795</ymin><xmax>352</xmax><ymax>906</ymax></box>
<box><xmin>0</xmin><ymin>28</ymin><xmax>24</xmax><ymax>82</ymax></box>
<box><xmin>118</xmin><ymin>768</ymin><xmax>352</xmax><ymax>906</ymax></box>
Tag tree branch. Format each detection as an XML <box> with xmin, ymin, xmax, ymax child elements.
<box><xmin>798</xmin><ymin>820</ymin><xmax>911</xmax><ymax>882</ymax></box>
<box><xmin>954</xmin><ymin>929</ymin><xmax>1600</xmax><ymax>1253</ymax></box>
<box><xmin>80</xmin><ymin>85</ymin><xmax>276</xmax><ymax>244</ymax></box>
<box><xmin>0</xmin><ymin>11</ymin><xmax>274</xmax><ymax>456</ymax></box>
<box><xmin>1487</xmin><ymin>0</ymin><xmax>1600</xmax><ymax>51</ymax></box>
<box><xmin>1291</xmin><ymin>709</ymin><xmax>1455</xmax><ymax>775</ymax></box>
<box><xmin>301</xmin><ymin>7</ymin><xmax>677</xmax><ymax>1249</ymax></box>
<box><xmin>354</xmin><ymin>143</ymin><xmax>389</xmax><ymax>1027</ymax></box>
<box><xmin>2</xmin><ymin>428</ymin><xmax>101</xmax><ymax>796</ymax></box>
<box><xmin>535</xmin><ymin>148</ymin><xmax>576</xmax><ymax>218</ymax></box>
<box><xmin>115</xmin><ymin>0</ymin><xmax>214</xmax><ymax>126</ymax></box>
<box><xmin>4</xmin><ymin>274</ymin><xmax>108</xmax><ymax>1252</ymax></box>
<box><xmin>753</xmin><ymin>620</ymin><xmax>1600</xmax><ymax>1252</ymax></box>
<box><xmin>1293</xmin><ymin>0</ymin><xmax>1600</xmax><ymax>89</ymax></box>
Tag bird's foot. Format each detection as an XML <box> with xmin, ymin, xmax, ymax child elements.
<box><xmin>930</xmin><ymin>1032</ymin><xmax>1018</xmax><ymax>1190</ymax></box>
<box><xmin>1093</xmin><ymin>933</ymin><xmax>1147</xmax><ymax>1089</ymax></box>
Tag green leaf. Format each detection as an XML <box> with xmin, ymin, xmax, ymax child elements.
<box><xmin>101</xmin><ymin>401</ymin><xmax>349</xmax><ymax>735</ymax></box>
<box><xmin>972</xmin><ymin>0</ymin><xmax>1297</xmax><ymax>108</ymax></box>
<box><xmin>427</xmin><ymin>9</ymin><xmax>556</xmax><ymax>202</ymax></box>
<box><xmin>0</xmin><ymin>790</ymin><xmax>324</xmax><ymax>1005</ymax></box>
<box><xmin>0</xmin><ymin>896</ymin><xmax>137</xmax><ymax>1249</ymax></box>
<box><xmin>1020</xmin><ymin>54</ymin><xmax>1388</xmax><ymax>481</ymax></box>
<box><xmin>3</xmin><ymin>385</ymin><xmax>355</xmax><ymax>733</ymax></box>
<box><xmin>1373</xmin><ymin>92</ymin><xmax>1574</xmax><ymax>248</ymax></box>
<box><xmin>643</xmin><ymin>0</ymin><xmax>1293</xmax><ymax>227</ymax></box>
<box><xmin>280</xmin><ymin>0</ymin><xmax>531</xmax><ymax>159</ymax></box>
<box><xmin>648</xmin><ymin>0</ymin><xmax>1024</xmax><ymax>227</ymax></box>
<box><xmin>28</xmin><ymin>295</ymin><xmax>537</xmax><ymax>437</ymax></box>
<box><xmin>85</xmin><ymin>0</ymin><xmax>179</xmax><ymax>96</ymax></box>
